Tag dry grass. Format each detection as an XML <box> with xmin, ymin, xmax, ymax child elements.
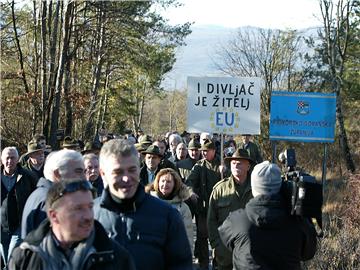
<box><xmin>303</xmin><ymin>173</ymin><xmax>360</xmax><ymax>270</ymax></box>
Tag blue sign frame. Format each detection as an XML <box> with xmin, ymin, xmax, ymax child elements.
<box><xmin>269</xmin><ymin>91</ymin><xmax>336</xmax><ymax>143</ymax></box>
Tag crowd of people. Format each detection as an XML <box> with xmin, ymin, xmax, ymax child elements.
<box><xmin>1</xmin><ymin>130</ymin><xmax>317</xmax><ymax>270</ymax></box>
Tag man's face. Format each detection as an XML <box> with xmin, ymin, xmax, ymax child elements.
<box><xmin>231</xmin><ymin>159</ymin><xmax>250</xmax><ymax>181</ymax></box>
<box><xmin>38</xmin><ymin>139</ymin><xmax>46</xmax><ymax>149</ymax></box>
<box><xmin>57</xmin><ymin>160</ymin><xmax>85</xmax><ymax>182</ymax></box>
<box><xmin>145</xmin><ymin>154</ymin><xmax>161</xmax><ymax>171</ymax></box>
<box><xmin>176</xmin><ymin>144</ymin><xmax>187</xmax><ymax>160</ymax></box>
<box><xmin>1</xmin><ymin>149</ymin><xmax>18</xmax><ymax>175</ymax></box>
<box><xmin>84</xmin><ymin>158</ymin><xmax>100</xmax><ymax>182</ymax></box>
<box><xmin>49</xmin><ymin>190</ymin><xmax>94</xmax><ymax>244</ymax></box>
<box><xmin>242</xmin><ymin>135</ymin><xmax>250</xmax><ymax>144</ymax></box>
<box><xmin>100</xmin><ymin>155</ymin><xmax>140</xmax><ymax>199</ymax></box>
<box><xmin>202</xmin><ymin>149</ymin><xmax>215</xmax><ymax>161</ymax></box>
<box><xmin>153</xmin><ymin>141</ymin><xmax>166</xmax><ymax>156</ymax></box>
<box><xmin>29</xmin><ymin>150</ymin><xmax>45</xmax><ymax>166</ymax></box>
<box><xmin>169</xmin><ymin>140</ymin><xmax>178</xmax><ymax>153</ymax></box>
<box><xmin>188</xmin><ymin>149</ymin><xmax>200</xmax><ymax>160</ymax></box>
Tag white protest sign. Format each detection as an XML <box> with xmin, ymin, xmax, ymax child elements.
<box><xmin>187</xmin><ymin>76</ymin><xmax>261</xmax><ymax>135</ymax></box>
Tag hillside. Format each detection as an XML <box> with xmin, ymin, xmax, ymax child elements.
<box><xmin>162</xmin><ymin>25</ymin><xmax>319</xmax><ymax>90</ymax></box>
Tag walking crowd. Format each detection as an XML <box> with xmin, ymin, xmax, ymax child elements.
<box><xmin>1</xmin><ymin>130</ymin><xmax>317</xmax><ymax>270</ymax></box>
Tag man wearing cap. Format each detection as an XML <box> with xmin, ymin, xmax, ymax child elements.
<box><xmin>240</xmin><ymin>134</ymin><xmax>263</xmax><ymax>164</ymax></box>
<box><xmin>176</xmin><ymin>138</ymin><xmax>201</xmax><ymax>182</ymax></box>
<box><xmin>152</xmin><ymin>139</ymin><xmax>179</xmax><ymax>172</ymax></box>
<box><xmin>207</xmin><ymin>149</ymin><xmax>254</xmax><ymax>270</ymax></box>
<box><xmin>1</xmin><ymin>147</ymin><xmax>37</xmax><ymax>266</ymax></box>
<box><xmin>21</xmin><ymin>141</ymin><xmax>45</xmax><ymax>180</ymax></box>
<box><xmin>219</xmin><ymin>161</ymin><xmax>317</xmax><ymax>270</ymax></box>
<box><xmin>187</xmin><ymin>139</ymin><xmax>225</xmax><ymax>270</ymax></box>
<box><xmin>10</xmin><ymin>179</ymin><xmax>135</xmax><ymax>270</ymax></box>
<box><xmin>62</xmin><ymin>136</ymin><xmax>80</xmax><ymax>151</ymax></box>
<box><xmin>139</xmin><ymin>145</ymin><xmax>164</xmax><ymax>186</ymax></box>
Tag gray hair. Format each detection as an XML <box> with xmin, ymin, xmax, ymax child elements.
<box><xmin>83</xmin><ymin>153</ymin><xmax>98</xmax><ymax>163</ymax></box>
<box><xmin>44</xmin><ymin>149</ymin><xmax>84</xmax><ymax>180</ymax></box>
<box><xmin>99</xmin><ymin>139</ymin><xmax>139</xmax><ymax>169</ymax></box>
<box><xmin>1</xmin><ymin>147</ymin><xmax>19</xmax><ymax>159</ymax></box>
<box><xmin>169</xmin><ymin>134</ymin><xmax>182</xmax><ymax>144</ymax></box>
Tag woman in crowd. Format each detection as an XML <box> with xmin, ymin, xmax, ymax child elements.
<box><xmin>145</xmin><ymin>168</ymin><xmax>194</xmax><ymax>254</ymax></box>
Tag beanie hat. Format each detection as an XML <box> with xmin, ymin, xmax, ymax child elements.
<box><xmin>251</xmin><ymin>161</ymin><xmax>282</xmax><ymax>196</ymax></box>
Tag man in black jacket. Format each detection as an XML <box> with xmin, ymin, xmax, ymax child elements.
<box><xmin>9</xmin><ymin>179</ymin><xmax>135</xmax><ymax>270</ymax></box>
<box><xmin>1</xmin><ymin>147</ymin><xmax>37</xmax><ymax>267</ymax></box>
<box><xmin>219</xmin><ymin>161</ymin><xmax>317</xmax><ymax>270</ymax></box>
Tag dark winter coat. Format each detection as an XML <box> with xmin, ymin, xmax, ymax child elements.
<box><xmin>1</xmin><ymin>164</ymin><xmax>37</xmax><ymax>234</ymax></box>
<box><xmin>21</xmin><ymin>177</ymin><xmax>52</xmax><ymax>239</ymax></box>
<box><xmin>94</xmin><ymin>185</ymin><xmax>193</xmax><ymax>270</ymax></box>
<box><xmin>9</xmin><ymin>219</ymin><xmax>135</xmax><ymax>270</ymax></box>
<box><xmin>218</xmin><ymin>194</ymin><xmax>317</xmax><ymax>270</ymax></box>
<box><xmin>186</xmin><ymin>156</ymin><xmax>224</xmax><ymax>214</ymax></box>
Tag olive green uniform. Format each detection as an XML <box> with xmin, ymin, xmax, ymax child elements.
<box><xmin>208</xmin><ymin>175</ymin><xmax>253</xmax><ymax>270</ymax></box>
<box><xmin>187</xmin><ymin>156</ymin><xmax>224</xmax><ymax>269</ymax></box>
<box><xmin>176</xmin><ymin>158</ymin><xmax>197</xmax><ymax>184</ymax></box>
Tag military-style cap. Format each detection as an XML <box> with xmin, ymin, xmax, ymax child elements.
<box><xmin>62</xmin><ymin>136</ymin><xmax>79</xmax><ymax>149</ymax></box>
<box><xmin>199</xmin><ymin>139</ymin><xmax>216</xmax><ymax>151</ymax></box>
<box><xmin>225</xmin><ymin>148</ymin><xmax>254</xmax><ymax>164</ymax></box>
<box><xmin>138</xmin><ymin>134</ymin><xmax>153</xmax><ymax>145</ymax></box>
<box><xmin>141</xmin><ymin>145</ymin><xmax>163</xmax><ymax>157</ymax></box>
<box><xmin>81</xmin><ymin>141</ymin><xmax>101</xmax><ymax>155</ymax></box>
<box><xmin>134</xmin><ymin>143</ymin><xmax>148</xmax><ymax>152</ymax></box>
<box><xmin>188</xmin><ymin>139</ymin><xmax>201</xmax><ymax>150</ymax></box>
<box><xmin>25</xmin><ymin>141</ymin><xmax>44</xmax><ymax>156</ymax></box>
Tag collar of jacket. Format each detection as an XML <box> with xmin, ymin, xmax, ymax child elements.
<box><xmin>36</xmin><ymin>177</ymin><xmax>53</xmax><ymax>188</ymax></box>
<box><xmin>100</xmin><ymin>184</ymin><xmax>146</xmax><ymax>213</ymax></box>
<box><xmin>22</xmin><ymin>219</ymin><xmax>117</xmax><ymax>256</ymax></box>
<box><xmin>230</xmin><ymin>175</ymin><xmax>251</xmax><ymax>192</ymax></box>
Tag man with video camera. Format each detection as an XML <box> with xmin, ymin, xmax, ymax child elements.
<box><xmin>218</xmin><ymin>161</ymin><xmax>317</xmax><ymax>270</ymax></box>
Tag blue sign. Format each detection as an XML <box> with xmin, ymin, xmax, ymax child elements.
<box><xmin>269</xmin><ymin>91</ymin><xmax>336</xmax><ymax>142</ymax></box>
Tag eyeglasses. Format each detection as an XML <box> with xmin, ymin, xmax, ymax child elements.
<box><xmin>58</xmin><ymin>180</ymin><xmax>95</xmax><ymax>197</ymax></box>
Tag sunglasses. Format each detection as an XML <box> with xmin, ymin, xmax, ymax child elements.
<box><xmin>58</xmin><ymin>180</ymin><xmax>95</xmax><ymax>197</ymax></box>
<box><xmin>51</xmin><ymin>180</ymin><xmax>96</xmax><ymax>207</ymax></box>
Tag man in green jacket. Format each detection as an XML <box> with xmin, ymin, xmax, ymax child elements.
<box><xmin>207</xmin><ymin>149</ymin><xmax>254</xmax><ymax>270</ymax></box>
<box><xmin>240</xmin><ymin>134</ymin><xmax>263</xmax><ymax>165</ymax></box>
<box><xmin>187</xmin><ymin>139</ymin><xmax>225</xmax><ymax>270</ymax></box>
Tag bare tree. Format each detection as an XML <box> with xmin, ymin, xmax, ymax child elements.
<box><xmin>320</xmin><ymin>0</ymin><xmax>356</xmax><ymax>172</ymax></box>
<box><xmin>49</xmin><ymin>0</ymin><xmax>74</xmax><ymax>147</ymax></box>
<box><xmin>84</xmin><ymin>2</ymin><xmax>107</xmax><ymax>141</ymax></box>
<box><xmin>214</xmin><ymin>27</ymin><xmax>305</xmax><ymax>115</ymax></box>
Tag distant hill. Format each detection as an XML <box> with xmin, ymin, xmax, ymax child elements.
<box><xmin>162</xmin><ymin>25</ymin><xmax>236</xmax><ymax>90</ymax></box>
<box><xmin>162</xmin><ymin>25</ymin><xmax>319</xmax><ymax>90</ymax></box>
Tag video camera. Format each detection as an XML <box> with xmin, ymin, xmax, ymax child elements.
<box><xmin>279</xmin><ymin>149</ymin><xmax>323</xmax><ymax>235</ymax></box>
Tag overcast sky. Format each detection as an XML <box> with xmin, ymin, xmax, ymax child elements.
<box><xmin>161</xmin><ymin>0</ymin><xmax>323</xmax><ymax>30</ymax></box>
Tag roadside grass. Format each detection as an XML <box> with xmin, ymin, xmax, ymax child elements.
<box><xmin>303</xmin><ymin>173</ymin><xmax>360</xmax><ymax>270</ymax></box>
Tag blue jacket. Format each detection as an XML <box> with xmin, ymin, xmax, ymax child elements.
<box><xmin>21</xmin><ymin>177</ymin><xmax>52</xmax><ymax>239</ymax></box>
<box><xmin>94</xmin><ymin>185</ymin><xmax>193</xmax><ymax>270</ymax></box>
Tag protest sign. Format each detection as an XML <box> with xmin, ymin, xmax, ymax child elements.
<box><xmin>187</xmin><ymin>76</ymin><xmax>261</xmax><ymax>135</ymax></box>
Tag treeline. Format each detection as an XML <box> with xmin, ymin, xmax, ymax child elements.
<box><xmin>1</xmin><ymin>0</ymin><xmax>190</xmax><ymax>146</ymax></box>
